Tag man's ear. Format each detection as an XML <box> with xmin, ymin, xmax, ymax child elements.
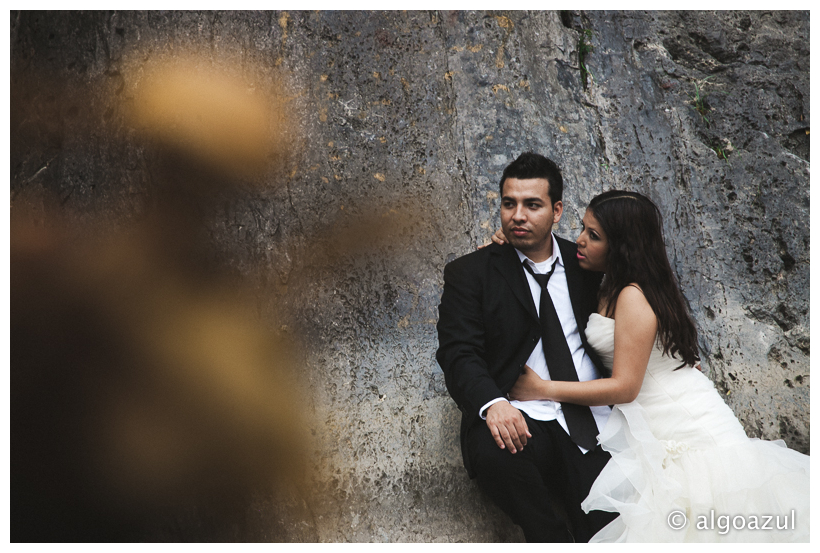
<box><xmin>552</xmin><ymin>200</ymin><xmax>564</xmax><ymax>225</ymax></box>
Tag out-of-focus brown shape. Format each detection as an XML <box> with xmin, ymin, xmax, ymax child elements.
<box><xmin>302</xmin><ymin>202</ymin><xmax>432</xmax><ymax>267</ymax></box>
<box><xmin>11</xmin><ymin>213</ymin><xmax>306</xmax><ymax>541</ymax></box>
<box><xmin>12</xmin><ymin>45</ymin><xmax>437</xmax><ymax>542</ymax></box>
<box><xmin>128</xmin><ymin>55</ymin><xmax>286</xmax><ymax>180</ymax></box>
<box><xmin>11</xmin><ymin>51</ymin><xmax>305</xmax><ymax>542</ymax></box>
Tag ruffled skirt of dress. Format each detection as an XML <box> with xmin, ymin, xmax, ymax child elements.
<box><xmin>581</xmin><ymin>401</ymin><xmax>810</xmax><ymax>542</ymax></box>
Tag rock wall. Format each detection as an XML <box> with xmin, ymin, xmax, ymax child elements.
<box><xmin>10</xmin><ymin>10</ymin><xmax>809</xmax><ymax>542</ymax></box>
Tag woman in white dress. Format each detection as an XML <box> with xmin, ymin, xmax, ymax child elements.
<box><xmin>500</xmin><ymin>190</ymin><xmax>809</xmax><ymax>542</ymax></box>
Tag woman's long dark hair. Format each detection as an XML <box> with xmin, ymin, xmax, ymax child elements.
<box><xmin>588</xmin><ymin>190</ymin><xmax>699</xmax><ymax>368</ymax></box>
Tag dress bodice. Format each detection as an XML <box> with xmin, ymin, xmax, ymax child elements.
<box><xmin>584</xmin><ymin>313</ymin><xmax>748</xmax><ymax>449</ymax></box>
<box><xmin>586</xmin><ymin>313</ymin><xmax>687</xmax><ymax>375</ymax></box>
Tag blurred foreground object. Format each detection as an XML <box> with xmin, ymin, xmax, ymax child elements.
<box><xmin>128</xmin><ymin>55</ymin><xmax>286</xmax><ymax>180</ymax></box>
<box><xmin>10</xmin><ymin>215</ymin><xmax>306</xmax><ymax>541</ymax></box>
<box><xmin>10</xmin><ymin>53</ymin><xmax>304</xmax><ymax>542</ymax></box>
<box><xmin>11</xmin><ymin>44</ymin><xmax>434</xmax><ymax>542</ymax></box>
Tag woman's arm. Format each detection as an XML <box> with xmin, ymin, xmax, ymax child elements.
<box><xmin>508</xmin><ymin>285</ymin><xmax>657</xmax><ymax>406</ymax></box>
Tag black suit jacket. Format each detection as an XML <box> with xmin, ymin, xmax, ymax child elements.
<box><xmin>436</xmin><ymin>237</ymin><xmax>605</xmax><ymax>477</ymax></box>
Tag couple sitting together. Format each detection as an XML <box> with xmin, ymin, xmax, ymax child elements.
<box><xmin>435</xmin><ymin>152</ymin><xmax>809</xmax><ymax>542</ymax></box>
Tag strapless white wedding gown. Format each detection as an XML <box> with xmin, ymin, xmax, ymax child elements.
<box><xmin>581</xmin><ymin>314</ymin><xmax>809</xmax><ymax>542</ymax></box>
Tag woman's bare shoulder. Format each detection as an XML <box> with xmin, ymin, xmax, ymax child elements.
<box><xmin>623</xmin><ymin>282</ymin><xmax>644</xmax><ymax>294</ymax></box>
<box><xmin>614</xmin><ymin>284</ymin><xmax>655</xmax><ymax>323</ymax></box>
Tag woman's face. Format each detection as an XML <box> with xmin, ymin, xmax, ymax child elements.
<box><xmin>576</xmin><ymin>209</ymin><xmax>608</xmax><ymax>272</ymax></box>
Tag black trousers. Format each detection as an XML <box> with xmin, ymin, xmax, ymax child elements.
<box><xmin>466</xmin><ymin>411</ymin><xmax>617</xmax><ymax>542</ymax></box>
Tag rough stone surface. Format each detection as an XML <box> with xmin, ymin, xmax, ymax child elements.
<box><xmin>11</xmin><ymin>10</ymin><xmax>809</xmax><ymax>542</ymax></box>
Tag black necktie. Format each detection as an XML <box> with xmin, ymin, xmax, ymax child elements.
<box><xmin>523</xmin><ymin>259</ymin><xmax>599</xmax><ymax>451</ymax></box>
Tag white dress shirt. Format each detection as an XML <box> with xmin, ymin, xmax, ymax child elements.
<box><xmin>480</xmin><ymin>234</ymin><xmax>611</xmax><ymax>452</ymax></box>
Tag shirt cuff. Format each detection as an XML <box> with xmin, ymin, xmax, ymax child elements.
<box><xmin>479</xmin><ymin>397</ymin><xmax>509</xmax><ymax>420</ymax></box>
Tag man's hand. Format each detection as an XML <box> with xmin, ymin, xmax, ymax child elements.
<box><xmin>486</xmin><ymin>401</ymin><xmax>531</xmax><ymax>454</ymax></box>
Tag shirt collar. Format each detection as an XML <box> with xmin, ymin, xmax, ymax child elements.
<box><xmin>514</xmin><ymin>233</ymin><xmax>563</xmax><ymax>269</ymax></box>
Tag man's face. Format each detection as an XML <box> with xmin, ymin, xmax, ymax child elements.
<box><xmin>500</xmin><ymin>177</ymin><xmax>563</xmax><ymax>263</ymax></box>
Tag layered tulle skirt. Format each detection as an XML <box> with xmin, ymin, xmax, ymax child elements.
<box><xmin>582</xmin><ymin>314</ymin><xmax>809</xmax><ymax>542</ymax></box>
<box><xmin>581</xmin><ymin>401</ymin><xmax>810</xmax><ymax>542</ymax></box>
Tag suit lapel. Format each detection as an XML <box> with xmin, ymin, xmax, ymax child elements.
<box><xmin>492</xmin><ymin>237</ymin><xmax>608</xmax><ymax>376</ymax></box>
<box><xmin>490</xmin><ymin>244</ymin><xmax>539</xmax><ymax>322</ymax></box>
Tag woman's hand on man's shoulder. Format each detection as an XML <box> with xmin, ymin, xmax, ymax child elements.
<box><xmin>478</xmin><ymin>228</ymin><xmax>507</xmax><ymax>249</ymax></box>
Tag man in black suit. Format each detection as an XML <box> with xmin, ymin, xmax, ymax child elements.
<box><xmin>436</xmin><ymin>153</ymin><xmax>616</xmax><ymax>542</ymax></box>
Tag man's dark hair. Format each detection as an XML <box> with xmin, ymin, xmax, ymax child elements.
<box><xmin>498</xmin><ymin>152</ymin><xmax>564</xmax><ymax>205</ymax></box>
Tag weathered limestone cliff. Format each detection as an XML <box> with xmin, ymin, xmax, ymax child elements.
<box><xmin>11</xmin><ymin>11</ymin><xmax>808</xmax><ymax>542</ymax></box>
